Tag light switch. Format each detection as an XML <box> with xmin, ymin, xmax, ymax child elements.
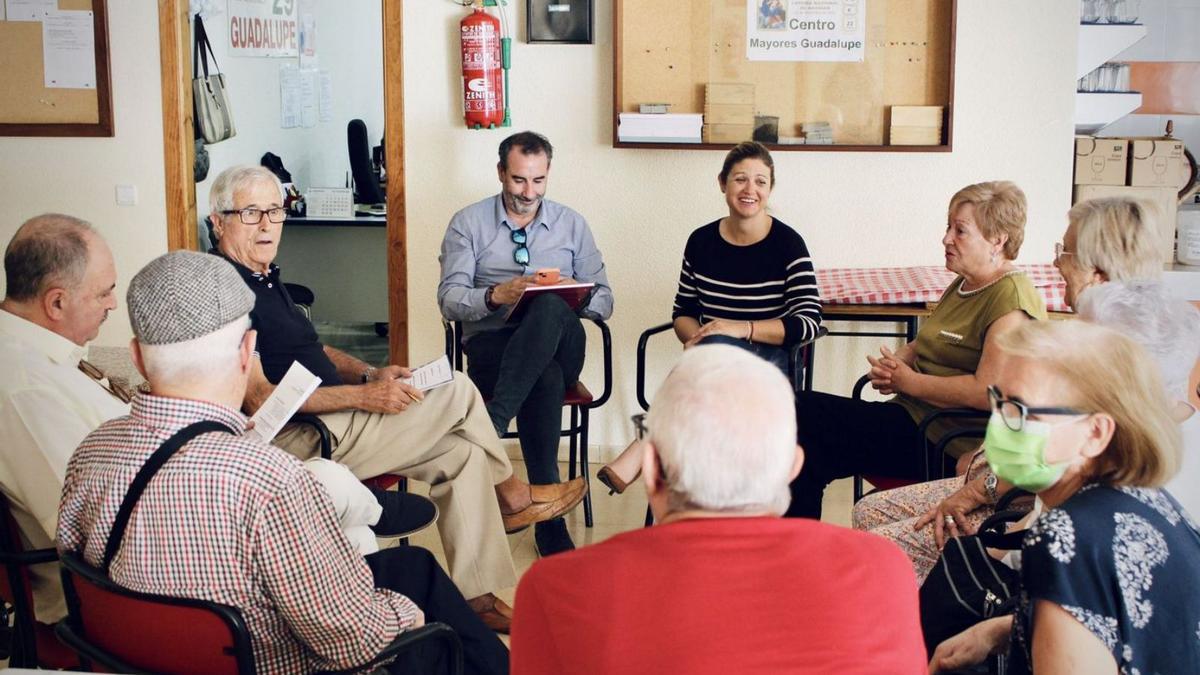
<box><xmin>115</xmin><ymin>184</ymin><xmax>138</xmax><ymax>206</ymax></box>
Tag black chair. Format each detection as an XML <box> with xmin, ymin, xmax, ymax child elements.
<box><xmin>348</xmin><ymin>119</ymin><xmax>386</xmax><ymax>205</ymax></box>
<box><xmin>849</xmin><ymin>373</ymin><xmax>988</xmax><ymax>501</ymax></box>
<box><xmin>444</xmin><ymin>318</ymin><xmax>613</xmax><ymax>528</ymax></box>
<box><xmin>56</xmin><ymin>551</ymin><xmax>462</xmax><ymax>675</ymax></box>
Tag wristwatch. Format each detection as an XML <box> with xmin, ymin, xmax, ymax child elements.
<box><xmin>984</xmin><ymin>472</ymin><xmax>999</xmax><ymax>503</ymax></box>
<box><xmin>484</xmin><ymin>285</ymin><xmax>498</xmax><ymax>311</ymax></box>
<box><xmin>360</xmin><ymin>366</ymin><xmax>377</xmax><ymax>384</ymax></box>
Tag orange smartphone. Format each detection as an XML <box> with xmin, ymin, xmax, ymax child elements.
<box><xmin>533</xmin><ymin>268</ymin><xmax>561</xmax><ymax>285</ymax></box>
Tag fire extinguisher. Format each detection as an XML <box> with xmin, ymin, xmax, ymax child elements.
<box><xmin>460</xmin><ymin>0</ymin><xmax>511</xmax><ymax>129</ymax></box>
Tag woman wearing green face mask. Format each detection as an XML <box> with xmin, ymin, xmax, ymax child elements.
<box><xmin>929</xmin><ymin>320</ymin><xmax>1200</xmax><ymax>675</ymax></box>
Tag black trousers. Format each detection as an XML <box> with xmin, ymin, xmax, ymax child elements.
<box><xmin>366</xmin><ymin>547</ymin><xmax>509</xmax><ymax>675</ymax></box>
<box><xmin>786</xmin><ymin>390</ymin><xmax>945</xmax><ymax>519</ymax></box>
<box><xmin>463</xmin><ymin>294</ymin><xmax>585</xmax><ymax>485</ymax></box>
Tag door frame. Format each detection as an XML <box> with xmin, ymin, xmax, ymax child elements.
<box><xmin>157</xmin><ymin>0</ymin><xmax>409</xmax><ymax>363</ymax></box>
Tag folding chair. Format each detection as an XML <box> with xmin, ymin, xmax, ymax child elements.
<box><xmin>444</xmin><ymin>318</ymin><xmax>613</xmax><ymax>528</ymax></box>
<box><xmin>0</xmin><ymin>494</ymin><xmax>80</xmax><ymax>670</ymax></box>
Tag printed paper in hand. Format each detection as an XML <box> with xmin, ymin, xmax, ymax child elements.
<box><xmin>246</xmin><ymin>362</ymin><xmax>322</xmax><ymax>444</ymax></box>
<box><xmin>401</xmin><ymin>355</ymin><xmax>454</xmax><ymax>392</ymax></box>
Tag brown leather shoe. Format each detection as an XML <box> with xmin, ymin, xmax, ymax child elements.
<box><xmin>501</xmin><ymin>477</ymin><xmax>587</xmax><ymax>534</ymax></box>
<box><xmin>468</xmin><ymin>594</ymin><xmax>513</xmax><ymax>634</ymax></box>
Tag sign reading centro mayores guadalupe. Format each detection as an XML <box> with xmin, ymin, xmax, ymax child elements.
<box><xmin>228</xmin><ymin>0</ymin><xmax>299</xmax><ymax>57</ymax></box>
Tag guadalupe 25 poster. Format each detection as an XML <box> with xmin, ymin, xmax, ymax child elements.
<box><xmin>746</xmin><ymin>0</ymin><xmax>866</xmax><ymax>62</ymax></box>
<box><xmin>229</xmin><ymin>0</ymin><xmax>299</xmax><ymax>57</ymax></box>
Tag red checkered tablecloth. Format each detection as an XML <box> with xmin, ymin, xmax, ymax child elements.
<box><xmin>817</xmin><ymin>264</ymin><xmax>1070</xmax><ymax>313</ymax></box>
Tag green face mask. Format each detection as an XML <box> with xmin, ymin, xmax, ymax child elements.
<box><xmin>983</xmin><ymin>412</ymin><xmax>1073</xmax><ymax>492</ymax></box>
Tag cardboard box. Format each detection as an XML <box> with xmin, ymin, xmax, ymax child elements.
<box><xmin>1074</xmin><ymin>137</ymin><xmax>1128</xmax><ymax>186</ymax></box>
<box><xmin>1129</xmin><ymin>138</ymin><xmax>1185</xmax><ymax>187</ymax></box>
<box><xmin>705</xmin><ymin>83</ymin><xmax>754</xmax><ymax>105</ymax></box>
<box><xmin>702</xmin><ymin>124</ymin><xmax>754</xmax><ymax>143</ymax></box>
<box><xmin>890</xmin><ymin>106</ymin><xmax>944</xmax><ymax>127</ymax></box>
<box><xmin>703</xmin><ymin>103</ymin><xmax>754</xmax><ymax>125</ymax></box>
<box><xmin>1074</xmin><ymin>184</ymin><xmax>1178</xmax><ymax>263</ymax></box>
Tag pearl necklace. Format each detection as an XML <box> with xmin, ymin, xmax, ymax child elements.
<box><xmin>956</xmin><ymin>269</ymin><xmax>1022</xmax><ymax>297</ymax></box>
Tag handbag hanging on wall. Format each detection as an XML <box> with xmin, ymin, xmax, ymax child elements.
<box><xmin>192</xmin><ymin>14</ymin><xmax>236</xmax><ymax>144</ymax></box>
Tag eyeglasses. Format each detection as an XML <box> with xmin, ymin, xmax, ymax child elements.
<box><xmin>1053</xmin><ymin>242</ymin><xmax>1075</xmax><ymax>263</ymax></box>
<box><xmin>511</xmin><ymin>228</ymin><xmax>530</xmax><ymax>267</ymax></box>
<box><xmin>221</xmin><ymin>207</ymin><xmax>287</xmax><ymax>225</ymax></box>
<box><xmin>631</xmin><ymin>413</ymin><xmax>648</xmax><ymax>440</ymax></box>
<box><xmin>78</xmin><ymin>359</ymin><xmax>133</xmax><ymax>404</ymax></box>
<box><xmin>987</xmin><ymin>385</ymin><xmax>1084</xmax><ymax>431</ymax></box>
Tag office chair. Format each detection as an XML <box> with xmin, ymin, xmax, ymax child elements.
<box><xmin>0</xmin><ymin>494</ymin><xmax>80</xmax><ymax>669</ymax></box>
<box><xmin>444</xmin><ymin>318</ymin><xmax>613</xmax><ymax>528</ymax></box>
<box><xmin>348</xmin><ymin>119</ymin><xmax>386</xmax><ymax>205</ymax></box>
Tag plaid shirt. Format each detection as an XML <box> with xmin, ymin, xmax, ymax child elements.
<box><xmin>57</xmin><ymin>394</ymin><xmax>419</xmax><ymax>674</ymax></box>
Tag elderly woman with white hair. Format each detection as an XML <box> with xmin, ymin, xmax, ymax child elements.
<box><xmin>853</xmin><ymin>197</ymin><xmax>1170</xmax><ymax>582</ymax></box>
<box><xmin>928</xmin><ymin>320</ymin><xmax>1200</xmax><ymax>674</ymax></box>
<box><xmin>510</xmin><ymin>344</ymin><xmax>927</xmax><ymax>674</ymax></box>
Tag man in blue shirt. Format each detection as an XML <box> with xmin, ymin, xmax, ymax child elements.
<box><xmin>439</xmin><ymin>131</ymin><xmax>613</xmax><ymax>556</ymax></box>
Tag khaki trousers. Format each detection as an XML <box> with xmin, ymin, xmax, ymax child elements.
<box><xmin>275</xmin><ymin>371</ymin><xmax>517</xmax><ymax>599</ymax></box>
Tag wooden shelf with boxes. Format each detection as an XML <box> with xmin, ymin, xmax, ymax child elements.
<box><xmin>613</xmin><ymin>0</ymin><xmax>956</xmax><ymax>152</ymax></box>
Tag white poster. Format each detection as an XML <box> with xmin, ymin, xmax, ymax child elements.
<box><xmin>229</xmin><ymin>0</ymin><xmax>298</xmax><ymax>57</ymax></box>
<box><xmin>5</xmin><ymin>0</ymin><xmax>55</xmax><ymax>22</ymax></box>
<box><xmin>318</xmin><ymin>69</ymin><xmax>334</xmax><ymax>123</ymax></box>
<box><xmin>42</xmin><ymin>10</ymin><xmax>95</xmax><ymax>89</ymax></box>
<box><xmin>279</xmin><ymin>64</ymin><xmax>301</xmax><ymax>128</ymax></box>
<box><xmin>299</xmin><ymin>68</ymin><xmax>318</xmax><ymax>128</ymax></box>
<box><xmin>298</xmin><ymin>12</ymin><xmax>317</xmax><ymax>67</ymax></box>
<box><xmin>746</xmin><ymin>0</ymin><xmax>865</xmax><ymax>63</ymax></box>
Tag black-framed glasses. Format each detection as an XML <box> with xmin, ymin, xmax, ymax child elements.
<box><xmin>511</xmin><ymin>228</ymin><xmax>529</xmax><ymax>267</ymax></box>
<box><xmin>987</xmin><ymin>385</ymin><xmax>1084</xmax><ymax>431</ymax></box>
<box><xmin>1054</xmin><ymin>242</ymin><xmax>1075</xmax><ymax>263</ymax></box>
<box><xmin>221</xmin><ymin>207</ymin><xmax>287</xmax><ymax>225</ymax></box>
<box><xmin>631</xmin><ymin>413</ymin><xmax>648</xmax><ymax>440</ymax></box>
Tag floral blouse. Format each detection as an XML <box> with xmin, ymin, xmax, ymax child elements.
<box><xmin>1009</xmin><ymin>485</ymin><xmax>1200</xmax><ymax>674</ymax></box>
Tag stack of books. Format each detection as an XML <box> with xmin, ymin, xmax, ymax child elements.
<box><xmin>703</xmin><ymin>83</ymin><xmax>755</xmax><ymax>143</ymax></box>
<box><xmin>889</xmin><ymin>106</ymin><xmax>944</xmax><ymax>146</ymax></box>
<box><xmin>617</xmin><ymin>113</ymin><xmax>703</xmax><ymax>143</ymax></box>
<box><xmin>802</xmin><ymin>122</ymin><xmax>834</xmax><ymax>144</ymax></box>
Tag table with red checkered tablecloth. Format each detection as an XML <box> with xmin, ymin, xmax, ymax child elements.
<box><xmin>818</xmin><ymin>264</ymin><xmax>1070</xmax><ymax>313</ymax></box>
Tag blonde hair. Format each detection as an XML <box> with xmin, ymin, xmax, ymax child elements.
<box><xmin>996</xmin><ymin>321</ymin><xmax>1181</xmax><ymax>487</ymax></box>
<box><xmin>947</xmin><ymin>181</ymin><xmax>1028</xmax><ymax>260</ymax></box>
<box><xmin>1068</xmin><ymin>197</ymin><xmax>1162</xmax><ymax>282</ymax></box>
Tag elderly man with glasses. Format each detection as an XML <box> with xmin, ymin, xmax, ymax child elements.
<box><xmin>208</xmin><ymin>164</ymin><xmax>587</xmax><ymax>633</ymax></box>
<box><xmin>438</xmin><ymin>131</ymin><xmax>614</xmax><ymax>556</ymax></box>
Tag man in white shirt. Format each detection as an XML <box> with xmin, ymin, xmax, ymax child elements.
<box><xmin>0</xmin><ymin>213</ymin><xmax>127</xmax><ymax>624</ymax></box>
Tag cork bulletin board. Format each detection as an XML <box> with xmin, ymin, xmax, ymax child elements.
<box><xmin>0</xmin><ymin>0</ymin><xmax>113</xmax><ymax>137</ymax></box>
<box><xmin>614</xmin><ymin>0</ymin><xmax>955</xmax><ymax>151</ymax></box>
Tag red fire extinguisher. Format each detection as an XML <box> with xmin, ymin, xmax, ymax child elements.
<box><xmin>460</xmin><ymin>2</ymin><xmax>511</xmax><ymax>129</ymax></box>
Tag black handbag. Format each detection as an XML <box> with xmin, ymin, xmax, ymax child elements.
<box><xmin>918</xmin><ymin>490</ymin><xmax>1031</xmax><ymax>657</ymax></box>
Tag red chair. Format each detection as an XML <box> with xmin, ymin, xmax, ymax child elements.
<box><xmin>0</xmin><ymin>493</ymin><xmax>81</xmax><ymax>670</ymax></box>
<box><xmin>444</xmin><ymin>318</ymin><xmax>613</xmax><ymax>528</ymax></box>
<box><xmin>56</xmin><ymin>550</ymin><xmax>463</xmax><ymax>675</ymax></box>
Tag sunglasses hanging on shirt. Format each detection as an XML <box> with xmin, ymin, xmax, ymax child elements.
<box><xmin>511</xmin><ymin>228</ymin><xmax>530</xmax><ymax>267</ymax></box>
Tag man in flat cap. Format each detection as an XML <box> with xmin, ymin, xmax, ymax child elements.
<box><xmin>57</xmin><ymin>251</ymin><xmax>508</xmax><ymax>674</ymax></box>
<box><xmin>207</xmin><ymin>164</ymin><xmax>583</xmax><ymax>631</ymax></box>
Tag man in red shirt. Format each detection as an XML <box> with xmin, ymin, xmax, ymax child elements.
<box><xmin>511</xmin><ymin>344</ymin><xmax>927</xmax><ymax>674</ymax></box>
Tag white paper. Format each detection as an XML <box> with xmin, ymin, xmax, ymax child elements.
<box><xmin>6</xmin><ymin>0</ymin><xmax>54</xmax><ymax>21</ymax></box>
<box><xmin>298</xmin><ymin>12</ymin><xmax>317</xmax><ymax>67</ymax></box>
<box><xmin>300</xmin><ymin>68</ymin><xmax>318</xmax><ymax>128</ymax></box>
<box><xmin>401</xmin><ymin>355</ymin><xmax>455</xmax><ymax>392</ymax></box>
<box><xmin>746</xmin><ymin>0</ymin><xmax>866</xmax><ymax>63</ymax></box>
<box><xmin>279</xmin><ymin>64</ymin><xmax>301</xmax><ymax>128</ymax></box>
<box><xmin>42</xmin><ymin>10</ymin><xmax>96</xmax><ymax>89</ymax></box>
<box><xmin>246</xmin><ymin>362</ymin><xmax>322</xmax><ymax>444</ymax></box>
<box><xmin>318</xmin><ymin>70</ymin><xmax>334</xmax><ymax>123</ymax></box>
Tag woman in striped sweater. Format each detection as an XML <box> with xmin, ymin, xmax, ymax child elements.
<box><xmin>597</xmin><ymin>141</ymin><xmax>823</xmax><ymax>494</ymax></box>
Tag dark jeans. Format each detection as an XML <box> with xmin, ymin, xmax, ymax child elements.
<box><xmin>696</xmin><ymin>334</ymin><xmax>789</xmax><ymax>377</ymax></box>
<box><xmin>463</xmin><ymin>294</ymin><xmax>585</xmax><ymax>485</ymax></box>
<box><xmin>786</xmin><ymin>390</ymin><xmax>939</xmax><ymax>519</ymax></box>
<box><xmin>366</xmin><ymin>546</ymin><xmax>509</xmax><ymax>675</ymax></box>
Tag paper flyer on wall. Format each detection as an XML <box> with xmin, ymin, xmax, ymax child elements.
<box><xmin>42</xmin><ymin>10</ymin><xmax>96</xmax><ymax>88</ymax></box>
<box><xmin>746</xmin><ymin>0</ymin><xmax>865</xmax><ymax>63</ymax></box>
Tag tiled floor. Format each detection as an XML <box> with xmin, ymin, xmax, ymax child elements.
<box><xmin>395</xmin><ymin>457</ymin><xmax>855</xmax><ymax>612</ymax></box>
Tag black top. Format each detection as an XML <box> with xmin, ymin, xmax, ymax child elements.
<box><xmin>1009</xmin><ymin>485</ymin><xmax>1200</xmax><ymax>674</ymax></box>
<box><xmin>216</xmin><ymin>252</ymin><xmax>344</xmax><ymax>387</ymax></box>
<box><xmin>672</xmin><ymin>218</ymin><xmax>822</xmax><ymax>346</ymax></box>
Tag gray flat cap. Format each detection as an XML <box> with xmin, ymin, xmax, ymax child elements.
<box><xmin>127</xmin><ymin>251</ymin><xmax>254</xmax><ymax>345</ymax></box>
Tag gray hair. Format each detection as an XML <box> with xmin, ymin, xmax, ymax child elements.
<box><xmin>3</xmin><ymin>213</ymin><xmax>97</xmax><ymax>301</ymax></box>
<box><xmin>1069</xmin><ymin>198</ymin><xmax>1162</xmax><ymax>282</ymax></box>
<box><xmin>139</xmin><ymin>314</ymin><xmax>251</xmax><ymax>385</ymax></box>
<box><xmin>646</xmin><ymin>344</ymin><xmax>797</xmax><ymax>515</ymax></box>
<box><xmin>208</xmin><ymin>165</ymin><xmax>284</xmax><ymax>216</ymax></box>
<box><xmin>1077</xmin><ymin>281</ymin><xmax>1200</xmax><ymax>400</ymax></box>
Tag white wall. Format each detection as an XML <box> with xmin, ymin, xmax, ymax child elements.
<box><xmin>0</xmin><ymin>3</ymin><xmax>166</xmax><ymax>348</ymax></box>
<box><xmin>402</xmin><ymin>0</ymin><xmax>1080</xmax><ymax>453</ymax></box>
